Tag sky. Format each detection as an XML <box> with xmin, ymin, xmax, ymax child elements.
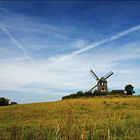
<box><xmin>0</xmin><ymin>1</ymin><xmax>140</xmax><ymax>103</ymax></box>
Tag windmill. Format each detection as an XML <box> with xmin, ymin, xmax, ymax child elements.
<box><xmin>89</xmin><ymin>69</ymin><xmax>113</xmax><ymax>92</ymax></box>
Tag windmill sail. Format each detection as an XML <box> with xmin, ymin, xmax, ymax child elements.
<box><xmin>90</xmin><ymin>69</ymin><xmax>99</xmax><ymax>81</ymax></box>
<box><xmin>104</xmin><ymin>71</ymin><xmax>113</xmax><ymax>79</ymax></box>
<box><xmin>89</xmin><ymin>84</ymin><xmax>97</xmax><ymax>91</ymax></box>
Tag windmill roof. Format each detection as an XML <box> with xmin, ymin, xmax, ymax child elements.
<box><xmin>99</xmin><ymin>77</ymin><xmax>107</xmax><ymax>83</ymax></box>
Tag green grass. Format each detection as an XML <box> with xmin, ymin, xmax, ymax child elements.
<box><xmin>0</xmin><ymin>96</ymin><xmax>140</xmax><ymax>140</ymax></box>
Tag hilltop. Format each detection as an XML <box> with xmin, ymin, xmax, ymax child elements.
<box><xmin>0</xmin><ymin>96</ymin><xmax>140</xmax><ymax>140</ymax></box>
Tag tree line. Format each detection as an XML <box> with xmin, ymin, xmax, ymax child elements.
<box><xmin>62</xmin><ymin>84</ymin><xmax>135</xmax><ymax>100</ymax></box>
<box><xmin>0</xmin><ymin>97</ymin><xmax>17</xmax><ymax>106</ymax></box>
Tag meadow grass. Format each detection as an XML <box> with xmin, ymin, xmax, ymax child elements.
<box><xmin>0</xmin><ymin>96</ymin><xmax>140</xmax><ymax>140</ymax></box>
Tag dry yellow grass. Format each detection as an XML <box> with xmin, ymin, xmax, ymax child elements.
<box><xmin>0</xmin><ymin>96</ymin><xmax>140</xmax><ymax>140</ymax></box>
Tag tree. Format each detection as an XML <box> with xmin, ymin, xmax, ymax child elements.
<box><xmin>125</xmin><ymin>84</ymin><xmax>135</xmax><ymax>95</ymax></box>
<box><xmin>0</xmin><ymin>97</ymin><xmax>10</xmax><ymax>106</ymax></box>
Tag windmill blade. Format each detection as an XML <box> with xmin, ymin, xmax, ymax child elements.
<box><xmin>104</xmin><ymin>71</ymin><xmax>114</xmax><ymax>79</ymax></box>
<box><xmin>90</xmin><ymin>69</ymin><xmax>99</xmax><ymax>81</ymax></box>
<box><xmin>89</xmin><ymin>85</ymin><xmax>97</xmax><ymax>92</ymax></box>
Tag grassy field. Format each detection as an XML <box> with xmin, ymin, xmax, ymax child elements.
<box><xmin>0</xmin><ymin>96</ymin><xmax>140</xmax><ymax>140</ymax></box>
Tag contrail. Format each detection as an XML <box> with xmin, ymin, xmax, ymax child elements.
<box><xmin>1</xmin><ymin>25</ymin><xmax>27</xmax><ymax>58</ymax></box>
<box><xmin>72</xmin><ymin>24</ymin><xmax>140</xmax><ymax>55</ymax></box>
<box><xmin>48</xmin><ymin>24</ymin><xmax>140</xmax><ymax>66</ymax></box>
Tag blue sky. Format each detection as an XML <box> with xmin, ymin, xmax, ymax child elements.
<box><xmin>0</xmin><ymin>1</ymin><xmax>140</xmax><ymax>103</ymax></box>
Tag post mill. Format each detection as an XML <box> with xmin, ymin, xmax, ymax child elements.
<box><xmin>89</xmin><ymin>69</ymin><xmax>113</xmax><ymax>92</ymax></box>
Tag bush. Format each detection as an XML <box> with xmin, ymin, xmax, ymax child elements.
<box><xmin>93</xmin><ymin>90</ymin><xmax>101</xmax><ymax>96</ymax></box>
<box><xmin>62</xmin><ymin>91</ymin><xmax>95</xmax><ymax>100</ymax></box>
<box><xmin>10</xmin><ymin>102</ymin><xmax>18</xmax><ymax>105</ymax></box>
<box><xmin>0</xmin><ymin>97</ymin><xmax>10</xmax><ymax>106</ymax></box>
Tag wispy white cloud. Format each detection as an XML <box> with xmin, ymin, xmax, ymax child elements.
<box><xmin>71</xmin><ymin>39</ymin><xmax>89</xmax><ymax>49</ymax></box>
<box><xmin>0</xmin><ymin>8</ymin><xmax>77</xmax><ymax>60</ymax></box>
<box><xmin>72</xmin><ymin>24</ymin><xmax>140</xmax><ymax>55</ymax></box>
<box><xmin>47</xmin><ymin>24</ymin><xmax>140</xmax><ymax>67</ymax></box>
<box><xmin>0</xmin><ymin>25</ymin><xmax>29</xmax><ymax>58</ymax></box>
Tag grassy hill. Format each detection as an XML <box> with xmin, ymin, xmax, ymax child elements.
<box><xmin>0</xmin><ymin>96</ymin><xmax>140</xmax><ymax>140</ymax></box>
